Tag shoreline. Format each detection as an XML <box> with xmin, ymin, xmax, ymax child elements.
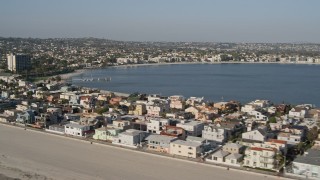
<box><xmin>58</xmin><ymin>61</ymin><xmax>320</xmax><ymax>103</ymax></box>
<box><xmin>60</xmin><ymin>61</ymin><xmax>320</xmax><ymax>81</ymax></box>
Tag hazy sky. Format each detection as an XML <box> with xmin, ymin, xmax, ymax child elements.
<box><xmin>1</xmin><ymin>0</ymin><xmax>320</xmax><ymax>43</ymax></box>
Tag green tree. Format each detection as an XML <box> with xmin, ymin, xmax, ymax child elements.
<box><xmin>56</xmin><ymin>75</ymin><xmax>62</xmax><ymax>82</ymax></box>
<box><xmin>269</xmin><ymin>116</ymin><xmax>277</xmax><ymax>123</ymax></box>
<box><xmin>27</xmin><ymin>91</ymin><xmax>33</xmax><ymax>99</ymax></box>
<box><xmin>95</xmin><ymin>107</ymin><xmax>109</xmax><ymax>115</ymax></box>
<box><xmin>307</xmin><ymin>126</ymin><xmax>318</xmax><ymax>142</ymax></box>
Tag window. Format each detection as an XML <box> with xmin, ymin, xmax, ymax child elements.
<box><xmin>253</xmin><ymin>162</ymin><xmax>257</xmax><ymax>166</ymax></box>
<box><xmin>188</xmin><ymin>152</ymin><xmax>193</xmax><ymax>155</ymax></box>
<box><xmin>178</xmin><ymin>145</ymin><xmax>181</xmax><ymax>148</ymax></box>
<box><xmin>178</xmin><ymin>151</ymin><xmax>181</xmax><ymax>153</ymax></box>
<box><xmin>264</xmin><ymin>163</ymin><xmax>267</xmax><ymax>168</ymax></box>
<box><xmin>231</xmin><ymin>160</ymin><xmax>234</xmax><ymax>164</ymax></box>
<box><xmin>253</xmin><ymin>152</ymin><xmax>257</xmax><ymax>155</ymax></box>
<box><xmin>188</xmin><ymin>147</ymin><xmax>193</xmax><ymax>150</ymax></box>
<box><xmin>213</xmin><ymin>157</ymin><xmax>218</xmax><ymax>161</ymax></box>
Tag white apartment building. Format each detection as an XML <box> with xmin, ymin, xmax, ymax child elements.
<box><xmin>147</xmin><ymin>118</ymin><xmax>170</xmax><ymax>134</ymax></box>
<box><xmin>288</xmin><ymin>107</ymin><xmax>308</xmax><ymax>118</ymax></box>
<box><xmin>64</xmin><ymin>123</ymin><xmax>91</xmax><ymax>137</ymax></box>
<box><xmin>244</xmin><ymin>147</ymin><xmax>277</xmax><ymax>170</ymax></box>
<box><xmin>202</xmin><ymin>124</ymin><xmax>229</xmax><ymax>143</ymax></box>
<box><xmin>277</xmin><ymin>132</ymin><xmax>303</xmax><ymax>146</ymax></box>
<box><xmin>113</xmin><ymin>129</ymin><xmax>147</xmax><ymax>148</ymax></box>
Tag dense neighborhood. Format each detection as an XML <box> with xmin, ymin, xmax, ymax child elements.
<box><xmin>0</xmin><ymin>74</ymin><xmax>319</xmax><ymax>179</ymax></box>
<box><xmin>1</xmin><ymin>37</ymin><xmax>320</xmax><ymax>77</ymax></box>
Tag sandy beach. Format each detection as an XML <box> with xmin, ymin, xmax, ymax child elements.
<box><xmin>59</xmin><ymin>69</ymin><xmax>88</xmax><ymax>81</ymax></box>
<box><xmin>0</xmin><ymin>124</ymin><xmax>290</xmax><ymax>180</ymax></box>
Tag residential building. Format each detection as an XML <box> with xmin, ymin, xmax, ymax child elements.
<box><xmin>169</xmin><ymin>95</ymin><xmax>185</xmax><ymax>109</ymax></box>
<box><xmin>185</xmin><ymin>106</ymin><xmax>200</xmax><ymax>118</ymax></box>
<box><xmin>186</xmin><ymin>97</ymin><xmax>204</xmax><ymax>106</ymax></box>
<box><xmin>202</xmin><ymin>122</ymin><xmax>243</xmax><ymax>143</ymax></box>
<box><xmin>176</xmin><ymin>120</ymin><xmax>204</xmax><ymax>136</ymax></box>
<box><xmin>147</xmin><ymin>94</ymin><xmax>161</xmax><ymax>102</ymax></box>
<box><xmin>160</xmin><ymin>125</ymin><xmax>187</xmax><ymax>140</ymax></box>
<box><xmin>250</xmin><ymin>110</ymin><xmax>268</xmax><ymax>121</ymax></box>
<box><xmin>207</xmin><ymin>150</ymin><xmax>230</xmax><ymax>163</ymax></box>
<box><xmin>202</xmin><ymin>124</ymin><xmax>228</xmax><ymax>143</ymax></box>
<box><xmin>16</xmin><ymin>110</ymin><xmax>35</xmax><ymax>124</ymax></box>
<box><xmin>64</xmin><ymin>114</ymin><xmax>81</xmax><ymax>121</ymax></box>
<box><xmin>250</xmin><ymin>100</ymin><xmax>270</xmax><ymax>108</ymax></box>
<box><xmin>46</xmin><ymin>124</ymin><xmax>65</xmax><ymax>134</ymax></box>
<box><xmin>145</xmin><ymin>134</ymin><xmax>178</xmax><ymax>153</ymax></box>
<box><xmin>289</xmin><ymin>149</ymin><xmax>320</xmax><ymax>179</ymax></box>
<box><xmin>147</xmin><ymin>118</ymin><xmax>170</xmax><ymax>134</ymax></box>
<box><xmin>64</xmin><ymin>123</ymin><xmax>91</xmax><ymax>137</ymax></box>
<box><xmin>113</xmin><ymin>129</ymin><xmax>148</xmax><ymax>148</ymax></box>
<box><xmin>146</xmin><ymin>101</ymin><xmax>169</xmax><ymax>116</ymax></box>
<box><xmin>264</xmin><ymin>139</ymin><xmax>288</xmax><ymax>155</ymax></box>
<box><xmin>112</xmin><ymin>120</ymin><xmax>131</xmax><ymax>130</ymax></box>
<box><xmin>289</xmin><ymin>107</ymin><xmax>308</xmax><ymax>118</ymax></box>
<box><xmin>224</xmin><ymin>153</ymin><xmax>244</xmax><ymax>167</ymax></box>
<box><xmin>244</xmin><ymin>147</ymin><xmax>277</xmax><ymax>170</ymax></box>
<box><xmin>241</xmin><ymin>104</ymin><xmax>257</xmax><ymax>114</ymax></box>
<box><xmin>169</xmin><ymin>140</ymin><xmax>203</xmax><ymax>158</ymax></box>
<box><xmin>222</xmin><ymin>143</ymin><xmax>245</xmax><ymax>154</ymax></box>
<box><xmin>129</xmin><ymin>103</ymin><xmax>146</xmax><ymax>116</ymax></box>
<box><xmin>186</xmin><ymin>136</ymin><xmax>214</xmax><ymax>151</ymax></box>
<box><xmin>242</xmin><ymin>129</ymin><xmax>268</xmax><ymax>144</ymax></box>
<box><xmin>277</xmin><ymin>132</ymin><xmax>303</xmax><ymax>147</ymax></box>
<box><xmin>93</xmin><ymin>126</ymin><xmax>121</xmax><ymax>141</ymax></box>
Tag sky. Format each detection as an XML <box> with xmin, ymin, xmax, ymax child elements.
<box><xmin>0</xmin><ymin>0</ymin><xmax>320</xmax><ymax>43</ymax></box>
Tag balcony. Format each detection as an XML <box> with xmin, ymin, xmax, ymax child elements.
<box><xmin>260</xmin><ymin>153</ymin><xmax>275</xmax><ymax>158</ymax></box>
<box><xmin>260</xmin><ymin>158</ymin><xmax>275</xmax><ymax>164</ymax></box>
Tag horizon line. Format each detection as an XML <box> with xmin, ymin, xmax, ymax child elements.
<box><xmin>0</xmin><ymin>36</ymin><xmax>319</xmax><ymax>45</ymax></box>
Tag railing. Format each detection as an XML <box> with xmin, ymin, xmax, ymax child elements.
<box><xmin>260</xmin><ymin>158</ymin><xmax>275</xmax><ymax>164</ymax></box>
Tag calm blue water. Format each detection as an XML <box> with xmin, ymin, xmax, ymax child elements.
<box><xmin>72</xmin><ymin>64</ymin><xmax>320</xmax><ymax>106</ymax></box>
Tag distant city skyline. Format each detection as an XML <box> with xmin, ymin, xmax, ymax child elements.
<box><xmin>1</xmin><ymin>0</ymin><xmax>320</xmax><ymax>43</ymax></box>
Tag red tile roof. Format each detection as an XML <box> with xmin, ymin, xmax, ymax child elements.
<box><xmin>251</xmin><ymin>147</ymin><xmax>276</xmax><ymax>152</ymax></box>
<box><xmin>267</xmin><ymin>139</ymin><xmax>287</xmax><ymax>144</ymax></box>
